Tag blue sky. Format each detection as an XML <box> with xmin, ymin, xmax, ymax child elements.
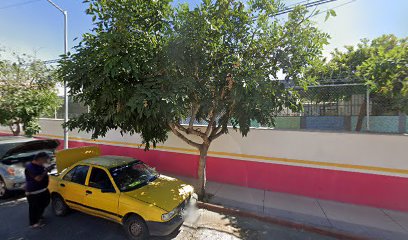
<box><xmin>0</xmin><ymin>0</ymin><xmax>407</xmax><ymax>61</ymax></box>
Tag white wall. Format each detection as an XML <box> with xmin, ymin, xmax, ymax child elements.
<box><xmin>2</xmin><ymin>118</ymin><xmax>408</xmax><ymax>178</ymax></box>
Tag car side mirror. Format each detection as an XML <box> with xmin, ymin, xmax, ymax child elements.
<box><xmin>101</xmin><ymin>188</ymin><xmax>116</xmax><ymax>193</ymax></box>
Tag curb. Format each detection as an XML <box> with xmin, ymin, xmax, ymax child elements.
<box><xmin>197</xmin><ymin>201</ymin><xmax>369</xmax><ymax>240</ymax></box>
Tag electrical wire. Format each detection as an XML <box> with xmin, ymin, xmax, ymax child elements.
<box><xmin>312</xmin><ymin>0</ymin><xmax>357</xmax><ymax>17</ymax></box>
<box><xmin>275</xmin><ymin>0</ymin><xmax>339</xmax><ymax>16</ymax></box>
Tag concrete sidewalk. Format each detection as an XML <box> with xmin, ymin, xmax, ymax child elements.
<box><xmin>170</xmin><ymin>174</ymin><xmax>408</xmax><ymax>240</ymax></box>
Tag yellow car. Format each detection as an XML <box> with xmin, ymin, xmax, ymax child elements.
<box><xmin>49</xmin><ymin>146</ymin><xmax>196</xmax><ymax>240</ymax></box>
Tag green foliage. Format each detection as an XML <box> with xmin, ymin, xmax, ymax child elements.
<box><xmin>60</xmin><ymin>0</ymin><xmax>329</xmax><ymax>149</ymax></box>
<box><xmin>325</xmin><ymin>9</ymin><xmax>336</xmax><ymax>22</ymax></box>
<box><xmin>306</xmin><ymin>34</ymin><xmax>408</xmax><ymax>114</ymax></box>
<box><xmin>358</xmin><ymin>36</ymin><xmax>408</xmax><ymax>113</ymax></box>
<box><xmin>0</xmin><ymin>53</ymin><xmax>61</xmax><ymax>136</ymax></box>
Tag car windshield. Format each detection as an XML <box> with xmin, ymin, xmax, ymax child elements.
<box><xmin>109</xmin><ymin>160</ymin><xmax>159</xmax><ymax>192</ymax></box>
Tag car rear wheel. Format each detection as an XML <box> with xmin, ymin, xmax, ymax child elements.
<box><xmin>52</xmin><ymin>195</ymin><xmax>69</xmax><ymax>216</ymax></box>
<box><xmin>124</xmin><ymin>215</ymin><xmax>149</xmax><ymax>240</ymax></box>
<box><xmin>0</xmin><ymin>177</ymin><xmax>8</xmax><ymax>199</ymax></box>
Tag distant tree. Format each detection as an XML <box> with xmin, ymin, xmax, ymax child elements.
<box><xmin>358</xmin><ymin>36</ymin><xmax>408</xmax><ymax>114</ymax></box>
<box><xmin>60</xmin><ymin>0</ymin><xmax>329</xmax><ymax>198</ymax></box>
<box><xmin>0</xmin><ymin>53</ymin><xmax>61</xmax><ymax>136</ymax></box>
<box><xmin>306</xmin><ymin>34</ymin><xmax>407</xmax><ymax>130</ymax></box>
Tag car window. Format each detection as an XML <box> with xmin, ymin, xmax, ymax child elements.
<box><xmin>63</xmin><ymin>165</ymin><xmax>89</xmax><ymax>185</ymax></box>
<box><xmin>89</xmin><ymin>167</ymin><xmax>114</xmax><ymax>190</ymax></box>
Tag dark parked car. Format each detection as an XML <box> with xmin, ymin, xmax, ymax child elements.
<box><xmin>0</xmin><ymin>136</ymin><xmax>59</xmax><ymax>198</ymax></box>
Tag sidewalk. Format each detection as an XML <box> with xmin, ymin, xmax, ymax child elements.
<box><xmin>170</xmin><ymin>174</ymin><xmax>408</xmax><ymax>240</ymax></box>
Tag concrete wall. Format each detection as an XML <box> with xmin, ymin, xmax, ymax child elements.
<box><xmin>305</xmin><ymin>116</ymin><xmax>345</xmax><ymax>131</ymax></box>
<box><xmin>351</xmin><ymin>116</ymin><xmax>401</xmax><ymax>133</ymax></box>
<box><xmin>274</xmin><ymin>117</ymin><xmax>301</xmax><ymax>129</ymax></box>
<box><xmin>2</xmin><ymin>119</ymin><xmax>408</xmax><ymax>211</ymax></box>
<box><xmin>273</xmin><ymin>115</ymin><xmax>406</xmax><ymax>133</ymax></box>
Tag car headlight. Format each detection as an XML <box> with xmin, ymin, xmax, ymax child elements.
<box><xmin>161</xmin><ymin>208</ymin><xmax>178</xmax><ymax>221</ymax></box>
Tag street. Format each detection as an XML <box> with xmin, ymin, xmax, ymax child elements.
<box><xmin>0</xmin><ymin>193</ymin><xmax>335</xmax><ymax>240</ymax></box>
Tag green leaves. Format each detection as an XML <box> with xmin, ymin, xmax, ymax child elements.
<box><xmin>60</xmin><ymin>0</ymin><xmax>329</xmax><ymax>148</ymax></box>
<box><xmin>358</xmin><ymin>35</ymin><xmax>408</xmax><ymax>113</ymax></box>
<box><xmin>0</xmin><ymin>54</ymin><xmax>61</xmax><ymax>136</ymax></box>
<box><xmin>306</xmin><ymin>34</ymin><xmax>408</xmax><ymax>114</ymax></box>
<box><xmin>325</xmin><ymin>9</ymin><xmax>336</xmax><ymax>22</ymax></box>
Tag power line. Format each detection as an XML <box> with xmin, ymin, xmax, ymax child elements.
<box><xmin>286</xmin><ymin>0</ymin><xmax>313</xmax><ymax>8</ymax></box>
<box><xmin>275</xmin><ymin>0</ymin><xmax>339</xmax><ymax>16</ymax></box>
<box><xmin>0</xmin><ymin>0</ymin><xmax>41</xmax><ymax>11</ymax></box>
<box><xmin>313</xmin><ymin>0</ymin><xmax>357</xmax><ymax>17</ymax></box>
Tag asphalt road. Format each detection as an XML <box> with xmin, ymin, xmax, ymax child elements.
<box><xmin>0</xmin><ymin>193</ymin><xmax>336</xmax><ymax>240</ymax></box>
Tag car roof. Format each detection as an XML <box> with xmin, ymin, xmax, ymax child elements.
<box><xmin>0</xmin><ymin>136</ymin><xmax>35</xmax><ymax>144</ymax></box>
<box><xmin>80</xmin><ymin>155</ymin><xmax>137</xmax><ymax>168</ymax></box>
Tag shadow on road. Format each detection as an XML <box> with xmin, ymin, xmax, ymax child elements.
<box><xmin>0</xmin><ymin>195</ymin><xmax>335</xmax><ymax>240</ymax></box>
<box><xmin>0</xmin><ymin>196</ymin><xmax>186</xmax><ymax>240</ymax></box>
<box><xmin>0</xmin><ymin>190</ymin><xmax>25</xmax><ymax>204</ymax></box>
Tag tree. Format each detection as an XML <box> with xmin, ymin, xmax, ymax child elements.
<box><xmin>59</xmin><ymin>0</ymin><xmax>329</xmax><ymax>198</ymax></box>
<box><xmin>306</xmin><ymin>34</ymin><xmax>407</xmax><ymax>130</ymax></box>
<box><xmin>0</xmin><ymin>53</ymin><xmax>61</xmax><ymax>136</ymax></box>
<box><xmin>358</xmin><ymin>37</ymin><xmax>408</xmax><ymax>114</ymax></box>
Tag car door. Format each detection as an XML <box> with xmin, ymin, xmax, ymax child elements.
<box><xmin>58</xmin><ymin>165</ymin><xmax>90</xmax><ymax>211</ymax></box>
<box><xmin>84</xmin><ymin>166</ymin><xmax>120</xmax><ymax>221</ymax></box>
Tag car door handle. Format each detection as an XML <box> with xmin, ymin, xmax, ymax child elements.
<box><xmin>86</xmin><ymin>190</ymin><xmax>92</xmax><ymax>195</ymax></box>
<box><xmin>60</xmin><ymin>183</ymin><xmax>65</xmax><ymax>187</ymax></box>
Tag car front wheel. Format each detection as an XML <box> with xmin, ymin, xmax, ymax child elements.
<box><xmin>52</xmin><ymin>195</ymin><xmax>69</xmax><ymax>216</ymax></box>
<box><xmin>0</xmin><ymin>177</ymin><xmax>8</xmax><ymax>199</ymax></box>
<box><xmin>124</xmin><ymin>215</ymin><xmax>149</xmax><ymax>240</ymax></box>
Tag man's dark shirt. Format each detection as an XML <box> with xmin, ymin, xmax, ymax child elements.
<box><xmin>25</xmin><ymin>163</ymin><xmax>49</xmax><ymax>192</ymax></box>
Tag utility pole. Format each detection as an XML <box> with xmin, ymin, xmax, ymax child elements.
<box><xmin>46</xmin><ymin>0</ymin><xmax>68</xmax><ymax>149</ymax></box>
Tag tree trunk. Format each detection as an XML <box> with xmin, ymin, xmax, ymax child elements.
<box><xmin>9</xmin><ymin>122</ymin><xmax>21</xmax><ymax>136</ymax></box>
<box><xmin>197</xmin><ymin>144</ymin><xmax>209</xmax><ymax>200</ymax></box>
<box><xmin>355</xmin><ymin>98</ymin><xmax>367</xmax><ymax>132</ymax></box>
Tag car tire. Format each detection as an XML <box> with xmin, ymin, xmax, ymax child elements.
<box><xmin>0</xmin><ymin>177</ymin><xmax>8</xmax><ymax>199</ymax></box>
<box><xmin>124</xmin><ymin>215</ymin><xmax>149</xmax><ymax>240</ymax></box>
<box><xmin>52</xmin><ymin>194</ymin><xmax>69</xmax><ymax>216</ymax></box>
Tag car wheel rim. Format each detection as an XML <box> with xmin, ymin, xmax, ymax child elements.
<box><xmin>129</xmin><ymin>222</ymin><xmax>142</xmax><ymax>236</ymax></box>
<box><xmin>0</xmin><ymin>180</ymin><xmax>6</xmax><ymax>197</ymax></box>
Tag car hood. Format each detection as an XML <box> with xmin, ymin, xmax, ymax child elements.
<box><xmin>1</xmin><ymin>139</ymin><xmax>60</xmax><ymax>159</ymax></box>
<box><xmin>124</xmin><ymin>175</ymin><xmax>194</xmax><ymax>212</ymax></box>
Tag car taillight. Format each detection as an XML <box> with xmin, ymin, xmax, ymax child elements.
<box><xmin>7</xmin><ymin>167</ymin><xmax>16</xmax><ymax>176</ymax></box>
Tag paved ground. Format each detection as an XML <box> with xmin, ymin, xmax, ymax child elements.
<box><xmin>0</xmin><ymin>193</ymin><xmax>334</xmax><ymax>240</ymax></box>
<box><xmin>172</xmin><ymin>174</ymin><xmax>408</xmax><ymax>240</ymax></box>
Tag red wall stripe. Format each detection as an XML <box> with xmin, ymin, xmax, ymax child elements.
<box><xmin>64</xmin><ymin>139</ymin><xmax>408</xmax><ymax>212</ymax></box>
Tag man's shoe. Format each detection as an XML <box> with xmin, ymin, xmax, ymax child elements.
<box><xmin>30</xmin><ymin>223</ymin><xmax>45</xmax><ymax>229</ymax></box>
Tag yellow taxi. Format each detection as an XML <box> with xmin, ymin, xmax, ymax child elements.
<box><xmin>49</xmin><ymin>146</ymin><xmax>196</xmax><ymax>240</ymax></box>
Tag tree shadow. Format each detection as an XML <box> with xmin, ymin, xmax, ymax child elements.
<box><xmin>216</xmin><ymin>210</ymin><xmax>337</xmax><ymax>240</ymax></box>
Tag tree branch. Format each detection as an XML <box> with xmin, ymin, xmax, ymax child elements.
<box><xmin>205</xmin><ymin>107</ymin><xmax>216</xmax><ymax>136</ymax></box>
<box><xmin>175</xmin><ymin>121</ymin><xmax>208</xmax><ymax>140</ymax></box>
<box><xmin>188</xmin><ymin>102</ymin><xmax>200</xmax><ymax>131</ymax></box>
<box><xmin>209</xmin><ymin>125</ymin><xmax>227</xmax><ymax>141</ymax></box>
<box><xmin>169</xmin><ymin>123</ymin><xmax>202</xmax><ymax>149</ymax></box>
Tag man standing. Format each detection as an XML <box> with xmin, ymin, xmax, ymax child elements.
<box><xmin>25</xmin><ymin>152</ymin><xmax>52</xmax><ymax>228</ymax></box>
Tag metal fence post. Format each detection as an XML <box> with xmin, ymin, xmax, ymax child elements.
<box><xmin>398</xmin><ymin>113</ymin><xmax>407</xmax><ymax>134</ymax></box>
<box><xmin>366</xmin><ymin>86</ymin><xmax>370</xmax><ymax>131</ymax></box>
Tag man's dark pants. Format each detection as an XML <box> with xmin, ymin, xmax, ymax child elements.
<box><xmin>27</xmin><ymin>190</ymin><xmax>50</xmax><ymax>226</ymax></box>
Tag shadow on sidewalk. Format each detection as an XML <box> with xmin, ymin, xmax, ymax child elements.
<box><xmin>218</xmin><ymin>211</ymin><xmax>336</xmax><ymax>240</ymax></box>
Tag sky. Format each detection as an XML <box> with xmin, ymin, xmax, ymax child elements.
<box><xmin>0</xmin><ymin>0</ymin><xmax>407</xmax><ymax>62</ymax></box>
